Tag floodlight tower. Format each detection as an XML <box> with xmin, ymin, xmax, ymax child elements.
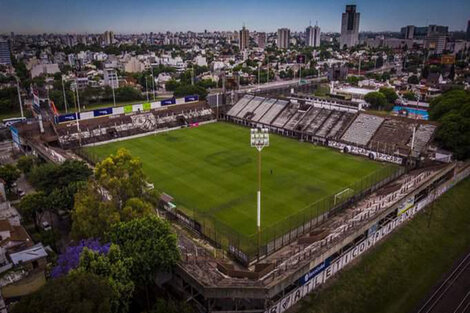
<box><xmin>250</xmin><ymin>127</ymin><xmax>269</xmax><ymax>259</ymax></box>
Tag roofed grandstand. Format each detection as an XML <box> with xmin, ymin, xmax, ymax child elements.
<box><xmin>225</xmin><ymin>94</ymin><xmax>437</xmax><ymax>163</ymax></box>
<box><xmin>55</xmin><ymin>101</ymin><xmax>213</xmax><ymax>148</ymax></box>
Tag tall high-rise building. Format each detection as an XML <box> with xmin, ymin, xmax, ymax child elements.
<box><xmin>467</xmin><ymin>20</ymin><xmax>470</xmax><ymax>40</ymax></box>
<box><xmin>0</xmin><ymin>40</ymin><xmax>12</xmax><ymax>66</ymax></box>
<box><xmin>277</xmin><ymin>28</ymin><xmax>290</xmax><ymax>49</ymax></box>
<box><xmin>103</xmin><ymin>31</ymin><xmax>114</xmax><ymax>46</ymax></box>
<box><xmin>257</xmin><ymin>32</ymin><xmax>266</xmax><ymax>49</ymax></box>
<box><xmin>401</xmin><ymin>25</ymin><xmax>416</xmax><ymax>39</ymax></box>
<box><xmin>340</xmin><ymin>4</ymin><xmax>360</xmax><ymax>48</ymax></box>
<box><xmin>400</xmin><ymin>24</ymin><xmax>446</xmax><ymax>40</ymax></box>
<box><xmin>306</xmin><ymin>25</ymin><xmax>321</xmax><ymax>47</ymax></box>
<box><xmin>239</xmin><ymin>26</ymin><xmax>249</xmax><ymax>51</ymax></box>
<box><xmin>425</xmin><ymin>25</ymin><xmax>448</xmax><ymax>54</ymax></box>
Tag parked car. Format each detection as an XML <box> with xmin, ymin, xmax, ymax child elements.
<box><xmin>41</xmin><ymin>221</ymin><xmax>52</xmax><ymax>231</ymax></box>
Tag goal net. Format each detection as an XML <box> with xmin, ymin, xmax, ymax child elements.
<box><xmin>334</xmin><ymin>188</ymin><xmax>354</xmax><ymax>205</ymax></box>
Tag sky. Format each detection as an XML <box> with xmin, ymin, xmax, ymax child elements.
<box><xmin>0</xmin><ymin>0</ymin><xmax>469</xmax><ymax>34</ymax></box>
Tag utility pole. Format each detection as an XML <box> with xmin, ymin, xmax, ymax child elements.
<box><xmin>357</xmin><ymin>55</ymin><xmax>361</xmax><ymax>76</ymax></box>
<box><xmin>145</xmin><ymin>76</ymin><xmax>149</xmax><ymax>102</ymax></box>
<box><xmin>151</xmin><ymin>66</ymin><xmax>156</xmax><ymax>101</ymax></box>
<box><xmin>75</xmin><ymin>81</ymin><xmax>82</xmax><ymax>146</ymax></box>
<box><xmin>216</xmin><ymin>93</ymin><xmax>219</xmax><ymax>119</ymax></box>
<box><xmin>61</xmin><ymin>76</ymin><xmax>68</xmax><ymax>113</ymax></box>
<box><xmin>15</xmin><ymin>77</ymin><xmax>24</xmax><ymax>118</ymax></box>
<box><xmin>111</xmin><ymin>79</ymin><xmax>116</xmax><ymax>107</ymax></box>
<box><xmin>266</xmin><ymin>63</ymin><xmax>269</xmax><ymax>84</ymax></box>
<box><xmin>191</xmin><ymin>65</ymin><xmax>194</xmax><ymax>86</ymax></box>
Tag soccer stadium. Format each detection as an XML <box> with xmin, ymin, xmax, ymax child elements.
<box><xmin>10</xmin><ymin>86</ymin><xmax>468</xmax><ymax>313</ymax></box>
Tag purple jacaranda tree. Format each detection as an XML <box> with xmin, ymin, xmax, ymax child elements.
<box><xmin>51</xmin><ymin>238</ymin><xmax>110</xmax><ymax>278</ymax></box>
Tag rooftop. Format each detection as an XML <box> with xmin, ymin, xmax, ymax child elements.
<box><xmin>9</xmin><ymin>243</ymin><xmax>47</xmax><ymax>265</ymax></box>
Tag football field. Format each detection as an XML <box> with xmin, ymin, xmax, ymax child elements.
<box><xmin>86</xmin><ymin>122</ymin><xmax>395</xmax><ymax>249</ymax></box>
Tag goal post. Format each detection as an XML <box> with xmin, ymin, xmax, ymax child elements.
<box><xmin>334</xmin><ymin>188</ymin><xmax>354</xmax><ymax>206</ymax></box>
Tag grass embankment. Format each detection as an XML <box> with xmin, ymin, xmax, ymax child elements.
<box><xmin>297</xmin><ymin>177</ymin><xmax>470</xmax><ymax>313</ymax></box>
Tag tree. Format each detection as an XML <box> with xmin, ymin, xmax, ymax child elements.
<box><xmin>346</xmin><ymin>76</ymin><xmax>361</xmax><ymax>86</ymax></box>
<box><xmin>0</xmin><ymin>164</ymin><xmax>20</xmax><ymax>191</ymax></box>
<box><xmin>51</xmin><ymin>238</ymin><xmax>111</xmax><ymax>278</ymax></box>
<box><xmin>11</xmin><ymin>272</ymin><xmax>114</xmax><ymax>313</ymax></box>
<box><xmin>449</xmin><ymin>64</ymin><xmax>455</xmax><ymax>81</ymax></box>
<box><xmin>380</xmin><ymin>72</ymin><xmax>391</xmax><ymax>82</ymax></box>
<box><xmin>18</xmin><ymin>192</ymin><xmax>50</xmax><ymax>228</ymax></box>
<box><xmin>75</xmin><ymin>244</ymin><xmax>135</xmax><ymax>313</ymax></box>
<box><xmin>94</xmin><ymin>148</ymin><xmax>147</xmax><ymax>207</ymax></box>
<box><xmin>429</xmin><ymin>89</ymin><xmax>470</xmax><ymax>121</ymax></box>
<box><xmin>421</xmin><ymin>65</ymin><xmax>430</xmax><ymax>79</ymax></box>
<box><xmin>71</xmin><ymin>181</ymin><xmax>121</xmax><ymax>239</ymax></box>
<box><xmin>165</xmin><ymin>79</ymin><xmax>180</xmax><ymax>92</ymax></box>
<box><xmin>407</xmin><ymin>75</ymin><xmax>419</xmax><ymax>84</ymax></box>
<box><xmin>72</xmin><ymin>149</ymin><xmax>153</xmax><ymax>239</ymax></box>
<box><xmin>108</xmin><ymin>216</ymin><xmax>180</xmax><ymax>286</ymax></box>
<box><xmin>434</xmin><ymin>113</ymin><xmax>470</xmax><ymax>160</ymax></box>
<box><xmin>49</xmin><ymin>181</ymin><xmax>86</xmax><ymax>213</ymax></box>
<box><xmin>364</xmin><ymin>92</ymin><xmax>389</xmax><ymax>110</ymax></box>
<box><xmin>378</xmin><ymin>87</ymin><xmax>398</xmax><ymax>104</ymax></box>
<box><xmin>115</xmin><ymin>86</ymin><xmax>143</xmax><ymax>102</ymax></box>
<box><xmin>173</xmin><ymin>84</ymin><xmax>208</xmax><ymax>100</ymax></box>
<box><xmin>376</xmin><ymin>56</ymin><xmax>384</xmax><ymax>68</ymax></box>
<box><xmin>197</xmin><ymin>79</ymin><xmax>217</xmax><ymax>89</ymax></box>
<box><xmin>29</xmin><ymin>160</ymin><xmax>92</xmax><ymax>194</ymax></box>
<box><xmin>403</xmin><ymin>91</ymin><xmax>416</xmax><ymax>101</ymax></box>
<box><xmin>122</xmin><ymin>197</ymin><xmax>153</xmax><ymax>221</ymax></box>
<box><xmin>0</xmin><ymin>87</ymin><xmax>20</xmax><ymax>115</ymax></box>
<box><xmin>429</xmin><ymin>89</ymin><xmax>470</xmax><ymax>159</ymax></box>
<box><xmin>16</xmin><ymin>155</ymin><xmax>37</xmax><ymax>175</ymax></box>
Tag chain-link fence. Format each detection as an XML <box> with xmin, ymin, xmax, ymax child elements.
<box><xmin>176</xmin><ymin>164</ymin><xmax>404</xmax><ymax>265</ymax></box>
<box><xmin>74</xmin><ymin>147</ymin><xmax>100</xmax><ymax>165</ymax></box>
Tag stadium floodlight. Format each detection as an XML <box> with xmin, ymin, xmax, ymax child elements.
<box><xmin>250</xmin><ymin>127</ymin><xmax>269</xmax><ymax>259</ymax></box>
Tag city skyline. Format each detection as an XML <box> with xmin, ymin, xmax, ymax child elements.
<box><xmin>1</xmin><ymin>0</ymin><xmax>469</xmax><ymax>34</ymax></box>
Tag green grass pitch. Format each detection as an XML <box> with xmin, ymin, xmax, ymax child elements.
<box><xmin>87</xmin><ymin>122</ymin><xmax>392</xmax><ymax>241</ymax></box>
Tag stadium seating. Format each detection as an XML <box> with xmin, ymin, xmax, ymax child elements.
<box><xmin>296</xmin><ymin>107</ymin><xmax>321</xmax><ymax>130</ymax></box>
<box><xmin>368</xmin><ymin>118</ymin><xmax>414</xmax><ymax>154</ymax></box>
<box><xmin>226</xmin><ymin>95</ymin><xmax>254</xmax><ymax>116</ymax></box>
<box><xmin>236</xmin><ymin>96</ymin><xmax>265</xmax><ymax>119</ymax></box>
<box><xmin>341</xmin><ymin>113</ymin><xmax>384</xmax><ymax>146</ymax></box>
<box><xmin>272</xmin><ymin>103</ymin><xmax>298</xmax><ymax>128</ymax></box>
<box><xmin>326</xmin><ymin>112</ymin><xmax>355</xmax><ymax>139</ymax></box>
<box><xmin>57</xmin><ymin>102</ymin><xmax>213</xmax><ymax>148</ymax></box>
<box><xmin>258</xmin><ymin>100</ymin><xmax>288</xmax><ymax>125</ymax></box>
<box><xmin>410</xmin><ymin>124</ymin><xmax>436</xmax><ymax>154</ymax></box>
<box><xmin>315</xmin><ymin>111</ymin><xmax>343</xmax><ymax>138</ymax></box>
<box><xmin>226</xmin><ymin>95</ymin><xmax>436</xmax><ymax>158</ymax></box>
<box><xmin>284</xmin><ymin>106</ymin><xmax>309</xmax><ymax>131</ymax></box>
<box><xmin>251</xmin><ymin>98</ymin><xmax>277</xmax><ymax>122</ymax></box>
<box><xmin>304</xmin><ymin>109</ymin><xmax>331</xmax><ymax>135</ymax></box>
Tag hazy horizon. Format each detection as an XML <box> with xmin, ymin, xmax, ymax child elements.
<box><xmin>1</xmin><ymin>0</ymin><xmax>469</xmax><ymax>34</ymax></box>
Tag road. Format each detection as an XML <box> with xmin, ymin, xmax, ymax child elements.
<box><xmin>209</xmin><ymin>76</ymin><xmax>327</xmax><ymax>95</ymax></box>
<box><xmin>0</xmin><ymin>141</ymin><xmax>14</xmax><ymax>165</ymax></box>
<box><xmin>415</xmin><ymin>251</ymin><xmax>470</xmax><ymax>313</ymax></box>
